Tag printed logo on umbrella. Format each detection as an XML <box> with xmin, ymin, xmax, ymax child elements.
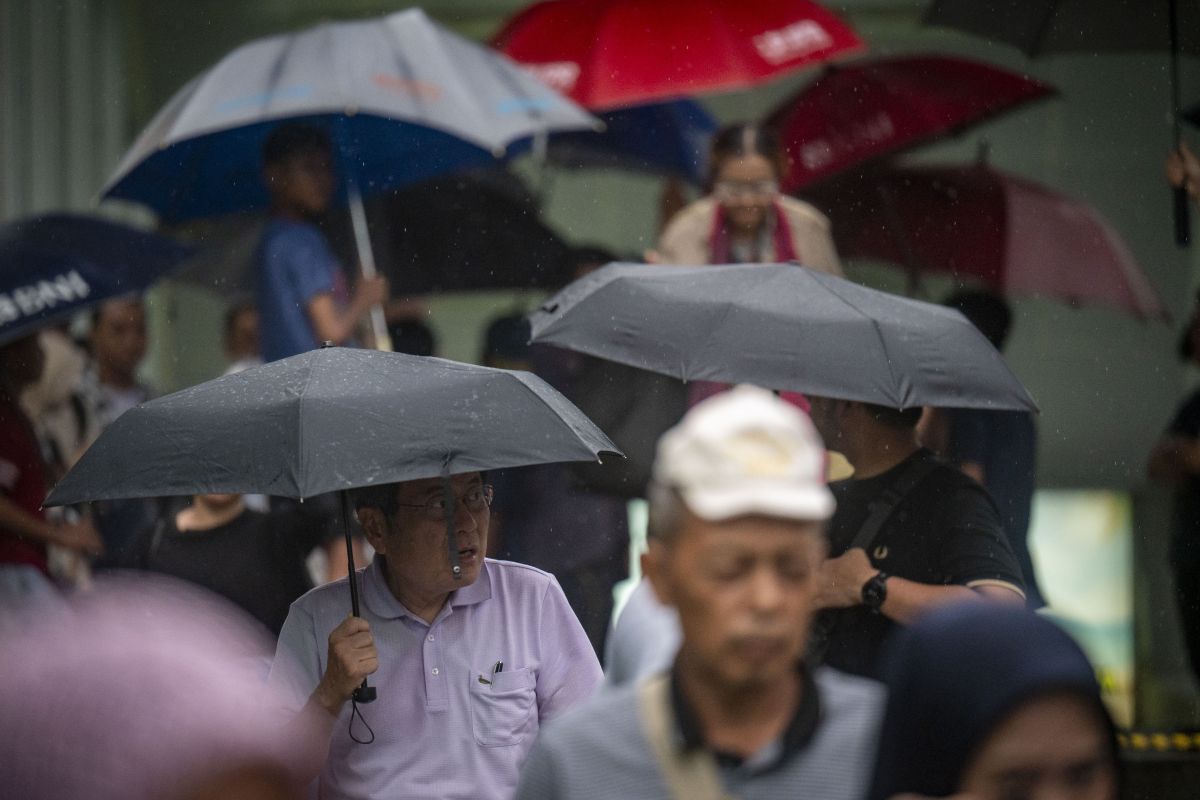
<box><xmin>0</xmin><ymin>271</ymin><xmax>91</xmax><ymax>325</ymax></box>
<box><xmin>521</xmin><ymin>61</ymin><xmax>582</xmax><ymax>93</ymax></box>
<box><xmin>214</xmin><ymin>85</ymin><xmax>313</xmax><ymax>115</ymax></box>
<box><xmin>799</xmin><ymin>112</ymin><xmax>896</xmax><ymax>171</ymax></box>
<box><xmin>753</xmin><ymin>21</ymin><xmax>833</xmax><ymax>65</ymax></box>
<box><xmin>372</xmin><ymin>74</ymin><xmax>443</xmax><ymax>100</ymax></box>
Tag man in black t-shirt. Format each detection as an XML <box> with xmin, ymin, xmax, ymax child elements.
<box><xmin>124</xmin><ymin>493</ymin><xmax>328</xmax><ymax>635</ymax></box>
<box><xmin>808</xmin><ymin>397</ymin><xmax>1025</xmax><ymax>680</ymax></box>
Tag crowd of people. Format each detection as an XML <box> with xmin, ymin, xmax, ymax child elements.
<box><xmin>0</xmin><ymin>116</ymin><xmax>1166</xmax><ymax>800</ymax></box>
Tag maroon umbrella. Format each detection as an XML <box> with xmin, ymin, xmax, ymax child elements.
<box><xmin>767</xmin><ymin>54</ymin><xmax>1055</xmax><ymax>192</ymax></box>
<box><xmin>804</xmin><ymin>163</ymin><xmax>1167</xmax><ymax>320</ymax></box>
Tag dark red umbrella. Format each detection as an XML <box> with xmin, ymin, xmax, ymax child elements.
<box><xmin>492</xmin><ymin>0</ymin><xmax>863</xmax><ymax>110</ymax></box>
<box><xmin>804</xmin><ymin>163</ymin><xmax>1167</xmax><ymax>320</ymax></box>
<box><xmin>768</xmin><ymin>55</ymin><xmax>1055</xmax><ymax>192</ymax></box>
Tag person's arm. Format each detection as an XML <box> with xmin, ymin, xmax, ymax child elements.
<box><xmin>306</xmin><ymin>274</ymin><xmax>388</xmax><ymax>345</ymax></box>
<box><xmin>1167</xmin><ymin>143</ymin><xmax>1200</xmax><ymax>201</ymax></box>
<box><xmin>0</xmin><ymin>495</ymin><xmax>102</xmax><ymax>554</ymax></box>
<box><xmin>1148</xmin><ymin>434</ymin><xmax>1200</xmax><ymax>485</ymax></box>
<box><xmin>815</xmin><ymin>547</ymin><xmax>1020</xmax><ymax>625</ymax></box>
<box><xmin>791</xmin><ymin>204</ymin><xmax>843</xmax><ymax>276</ymax></box>
<box><xmin>271</xmin><ymin>613</ymin><xmax>379</xmax><ymax>783</ymax></box>
<box><xmin>535</xmin><ymin>576</ymin><xmax>603</xmax><ymax>721</ymax></box>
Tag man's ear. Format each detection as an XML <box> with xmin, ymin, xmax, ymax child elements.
<box><xmin>641</xmin><ymin>542</ymin><xmax>674</xmax><ymax>607</ymax></box>
<box><xmin>356</xmin><ymin>507</ymin><xmax>388</xmax><ymax>555</ymax></box>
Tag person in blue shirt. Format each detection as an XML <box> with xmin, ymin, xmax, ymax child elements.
<box><xmin>256</xmin><ymin>124</ymin><xmax>388</xmax><ymax>363</ymax></box>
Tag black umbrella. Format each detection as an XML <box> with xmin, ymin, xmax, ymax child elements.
<box><xmin>47</xmin><ymin>346</ymin><xmax>620</xmax><ymax>701</ymax></box>
<box><xmin>529</xmin><ymin>262</ymin><xmax>1037</xmax><ymax>412</ymax></box>
<box><xmin>924</xmin><ymin>0</ymin><xmax>1199</xmax><ymax>246</ymax></box>
<box><xmin>168</xmin><ymin>168</ymin><xmax>572</xmax><ymax>297</ymax></box>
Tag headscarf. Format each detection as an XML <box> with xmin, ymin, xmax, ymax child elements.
<box><xmin>867</xmin><ymin>603</ymin><xmax>1117</xmax><ymax>800</ymax></box>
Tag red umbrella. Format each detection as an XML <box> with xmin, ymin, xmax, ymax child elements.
<box><xmin>492</xmin><ymin>0</ymin><xmax>863</xmax><ymax>110</ymax></box>
<box><xmin>804</xmin><ymin>163</ymin><xmax>1167</xmax><ymax>320</ymax></box>
<box><xmin>767</xmin><ymin>55</ymin><xmax>1055</xmax><ymax>192</ymax></box>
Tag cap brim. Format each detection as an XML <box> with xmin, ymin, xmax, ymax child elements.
<box><xmin>682</xmin><ymin>483</ymin><xmax>835</xmax><ymax>523</ymax></box>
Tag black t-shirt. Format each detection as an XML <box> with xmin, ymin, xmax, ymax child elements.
<box><xmin>124</xmin><ymin>509</ymin><xmax>328</xmax><ymax>636</ymax></box>
<box><xmin>817</xmin><ymin>449</ymin><xmax>1023</xmax><ymax>680</ymax></box>
<box><xmin>1167</xmin><ymin>389</ymin><xmax>1200</xmax><ymax>562</ymax></box>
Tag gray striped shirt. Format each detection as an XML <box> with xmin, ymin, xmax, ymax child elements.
<box><xmin>515</xmin><ymin>667</ymin><xmax>883</xmax><ymax>800</ymax></box>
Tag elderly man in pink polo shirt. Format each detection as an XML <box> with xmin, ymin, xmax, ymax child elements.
<box><xmin>267</xmin><ymin>470</ymin><xmax>602</xmax><ymax>799</ymax></box>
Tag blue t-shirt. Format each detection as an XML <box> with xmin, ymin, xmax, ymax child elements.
<box><xmin>256</xmin><ymin>219</ymin><xmax>341</xmax><ymax>363</ymax></box>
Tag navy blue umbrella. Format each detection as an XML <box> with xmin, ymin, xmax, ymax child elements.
<box><xmin>0</xmin><ymin>214</ymin><xmax>192</xmax><ymax>346</ymax></box>
<box><xmin>545</xmin><ymin>98</ymin><xmax>717</xmax><ymax>185</ymax></box>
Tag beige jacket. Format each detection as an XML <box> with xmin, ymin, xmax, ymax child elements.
<box><xmin>656</xmin><ymin>195</ymin><xmax>842</xmax><ymax>276</ymax></box>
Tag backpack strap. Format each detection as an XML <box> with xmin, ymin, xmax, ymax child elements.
<box><xmin>636</xmin><ymin>674</ymin><xmax>736</xmax><ymax>800</ymax></box>
<box><xmin>846</xmin><ymin>453</ymin><xmax>941</xmax><ymax>554</ymax></box>
<box><xmin>809</xmin><ymin>453</ymin><xmax>941</xmax><ymax>663</ymax></box>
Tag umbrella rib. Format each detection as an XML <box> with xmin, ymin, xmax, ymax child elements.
<box><xmin>807</xmin><ymin>274</ymin><xmax>905</xmax><ymax>407</ymax></box>
<box><xmin>294</xmin><ymin>355</ymin><xmax>321</xmax><ymax>499</ymax></box>
<box><xmin>507</xmin><ymin>374</ymin><xmax>612</xmax><ymax>459</ymax></box>
<box><xmin>690</xmin><ymin>273</ymin><xmax>767</xmax><ymax>380</ymax></box>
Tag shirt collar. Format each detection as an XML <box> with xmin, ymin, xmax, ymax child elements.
<box><xmin>668</xmin><ymin>661</ymin><xmax>821</xmax><ymax>773</ymax></box>
<box><xmin>362</xmin><ymin>556</ymin><xmax>493</xmax><ymax>621</ymax></box>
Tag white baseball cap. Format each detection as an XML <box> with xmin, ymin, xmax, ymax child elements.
<box><xmin>653</xmin><ymin>385</ymin><xmax>835</xmax><ymax>522</ymax></box>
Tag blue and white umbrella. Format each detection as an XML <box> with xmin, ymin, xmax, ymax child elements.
<box><xmin>104</xmin><ymin>9</ymin><xmax>598</xmax><ymax>344</ymax></box>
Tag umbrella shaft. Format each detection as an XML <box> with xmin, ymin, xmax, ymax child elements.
<box><xmin>339</xmin><ymin>490</ymin><xmax>364</xmax><ymax>617</ymax></box>
<box><xmin>346</xmin><ymin>173</ymin><xmax>393</xmax><ymax>352</ymax></box>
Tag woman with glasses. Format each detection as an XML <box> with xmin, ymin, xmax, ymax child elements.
<box><xmin>654</xmin><ymin>122</ymin><xmax>842</xmax><ymax>274</ymax></box>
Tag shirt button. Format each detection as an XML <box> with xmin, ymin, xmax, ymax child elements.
<box><xmin>427</xmin><ymin>634</ymin><xmax>435</xmax><ymax>642</ymax></box>
<box><xmin>431</xmin><ymin>667</ymin><xmax>439</xmax><ymax>676</ymax></box>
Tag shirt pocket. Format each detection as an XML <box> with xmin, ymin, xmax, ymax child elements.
<box><xmin>468</xmin><ymin>666</ymin><xmax>537</xmax><ymax>748</ymax></box>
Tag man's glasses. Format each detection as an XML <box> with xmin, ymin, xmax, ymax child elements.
<box><xmin>713</xmin><ymin>179</ymin><xmax>779</xmax><ymax>200</ymax></box>
<box><xmin>395</xmin><ymin>485</ymin><xmax>495</xmax><ymax>521</ymax></box>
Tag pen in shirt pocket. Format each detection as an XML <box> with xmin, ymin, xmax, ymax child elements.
<box><xmin>478</xmin><ymin>660</ymin><xmax>504</xmax><ymax>686</ymax></box>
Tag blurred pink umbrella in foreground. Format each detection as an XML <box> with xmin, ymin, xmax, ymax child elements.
<box><xmin>0</xmin><ymin>575</ymin><xmax>318</xmax><ymax>800</ymax></box>
<box><xmin>804</xmin><ymin>162</ymin><xmax>1168</xmax><ymax>321</ymax></box>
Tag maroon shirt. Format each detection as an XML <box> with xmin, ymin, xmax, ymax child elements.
<box><xmin>0</xmin><ymin>398</ymin><xmax>49</xmax><ymax>573</ymax></box>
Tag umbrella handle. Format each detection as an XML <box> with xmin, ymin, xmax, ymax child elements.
<box><xmin>340</xmin><ymin>490</ymin><xmax>378</xmax><ymax>704</ymax></box>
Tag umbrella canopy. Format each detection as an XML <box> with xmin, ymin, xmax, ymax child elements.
<box><xmin>767</xmin><ymin>54</ymin><xmax>1055</xmax><ymax>191</ymax></box>
<box><xmin>493</xmin><ymin>0</ymin><xmax>863</xmax><ymax>110</ymax></box>
<box><xmin>46</xmin><ymin>347</ymin><xmax>620</xmax><ymax>506</ymax></box>
<box><xmin>924</xmin><ymin>0</ymin><xmax>1200</xmax><ymax>56</ymax></box>
<box><xmin>169</xmin><ymin>168</ymin><xmax>572</xmax><ymax>295</ymax></box>
<box><xmin>924</xmin><ymin>0</ymin><xmax>1199</xmax><ymax>246</ymax></box>
<box><xmin>803</xmin><ymin>163</ymin><xmax>1167</xmax><ymax>320</ymax></box>
<box><xmin>529</xmin><ymin>262</ymin><xmax>1037</xmax><ymax>411</ymax></box>
<box><xmin>105</xmin><ymin>8</ymin><xmax>597</xmax><ymax>223</ymax></box>
<box><xmin>545</xmin><ymin>98</ymin><xmax>718</xmax><ymax>185</ymax></box>
<box><xmin>0</xmin><ymin>214</ymin><xmax>192</xmax><ymax>346</ymax></box>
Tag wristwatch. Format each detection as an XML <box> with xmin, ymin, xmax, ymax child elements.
<box><xmin>861</xmin><ymin>571</ymin><xmax>889</xmax><ymax>613</ymax></box>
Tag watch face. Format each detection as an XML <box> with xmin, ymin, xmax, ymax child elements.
<box><xmin>863</xmin><ymin>573</ymin><xmax>887</xmax><ymax>610</ymax></box>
